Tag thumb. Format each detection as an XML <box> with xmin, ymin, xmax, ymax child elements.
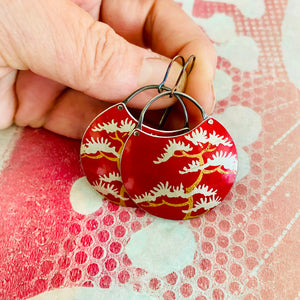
<box><xmin>0</xmin><ymin>0</ymin><xmax>181</xmax><ymax>106</ymax></box>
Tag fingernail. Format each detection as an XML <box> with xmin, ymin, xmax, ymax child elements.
<box><xmin>138</xmin><ymin>57</ymin><xmax>186</xmax><ymax>91</ymax></box>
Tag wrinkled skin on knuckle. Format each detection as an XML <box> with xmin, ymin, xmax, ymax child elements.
<box><xmin>79</xmin><ymin>22</ymin><xmax>124</xmax><ymax>95</ymax></box>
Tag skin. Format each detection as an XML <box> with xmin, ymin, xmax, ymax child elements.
<box><xmin>0</xmin><ymin>0</ymin><xmax>217</xmax><ymax>139</ymax></box>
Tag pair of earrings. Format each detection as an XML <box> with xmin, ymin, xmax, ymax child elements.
<box><xmin>80</xmin><ymin>55</ymin><xmax>238</xmax><ymax>220</ymax></box>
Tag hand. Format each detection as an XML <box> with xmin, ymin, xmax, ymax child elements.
<box><xmin>0</xmin><ymin>0</ymin><xmax>216</xmax><ymax>139</ymax></box>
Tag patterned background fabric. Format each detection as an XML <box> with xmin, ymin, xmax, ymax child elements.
<box><xmin>0</xmin><ymin>0</ymin><xmax>299</xmax><ymax>299</ymax></box>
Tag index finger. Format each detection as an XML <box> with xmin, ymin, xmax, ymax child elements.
<box><xmin>145</xmin><ymin>0</ymin><xmax>217</xmax><ymax>119</ymax></box>
<box><xmin>101</xmin><ymin>0</ymin><xmax>217</xmax><ymax>121</ymax></box>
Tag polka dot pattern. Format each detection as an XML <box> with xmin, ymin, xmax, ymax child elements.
<box><xmin>45</xmin><ymin>204</ymin><xmax>155</xmax><ymax>294</ymax></box>
<box><xmin>118</xmin><ymin>270</ymin><xmax>130</xmax><ymax>284</ymax></box>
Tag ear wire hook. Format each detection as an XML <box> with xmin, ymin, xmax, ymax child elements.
<box><xmin>158</xmin><ymin>55</ymin><xmax>185</xmax><ymax>93</ymax></box>
<box><xmin>171</xmin><ymin>55</ymin><xmax>196</xmax><ymax>95</ymax></box>
<box><xmin>158</xmin><ymin>55</ymin><xmax>196</xmax><ymax>128</ymax></box>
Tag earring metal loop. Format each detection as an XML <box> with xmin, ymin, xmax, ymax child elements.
<box><xmin>157</xmin><ymin>55</ymin><xmax>196</xmax><ymax>127</ymax></box>
<box><xmin>136</xmin><ymin>89</ymin><xmax>208</xmax><ymax>131</ymax></box>
<box><xmin>122</xmin><ymin>84</ymin><xmax>189</xmax><ymax>130</ymax></box>
<box><xmin>122</xmin><ymin>55</ymin><xmax>197</xmax><ymax>130</ymax></box>
<box><xmin>158</xmin><ymin>55</ymin><xmax>185</xmax><ymax>93</ymax></box>
<box><xmin>171</xmin><ymin>55</ymin><xmax>196</xmax><ymax>95</ymax></box>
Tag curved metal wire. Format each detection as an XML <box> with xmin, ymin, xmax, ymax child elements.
<box><xmin>185</xmin><ymin>55</ymin><xmax>196</xmax><ymax>76</ymax></box>
<box><xmin>136</xmin><ymin>90</ymin><xmax>208</xmax><ymax>130</ymax></box>
<box><xmin>171</xmin><ymin>55</ymin><xmax>196</xmax><ymax>95</ymax></box>
<box><xmin>123</xmin><ymin>54</ymin><xmax>196</xmax><ymax>105</ymax></box>
<box><xmin>158</xmin><ymin>55</ymin><xmax>185</xmax><ymax>93</ymax></box>
<box><xmin>122</xmin><ymin>84</ymin><xmax>189</xmax><ymax>129</ymax></box>
<box><xmin>157</xmin><ymin>55</ymin><xmax>196</xmax><ymax>126</ymax></box>
<box><xmin>122</xmin><ymin>54</ymin><xmax>198</xmax><ymax>130</ymax></box>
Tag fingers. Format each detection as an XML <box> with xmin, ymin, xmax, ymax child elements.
<box><xmin>144</xmin><ymin>0</ymin><xmax>217</xmax><ymax>117</ymax></box>
<box><xmin>101</xmin><ymin>0</ymin><xmax>217</xmax><ymax>116</ymax></box>
<box><xmin>0</xmin><ymin>68</ymin><xmax>17</xmax><ymax>129</ymax></box>
<box><xmin>100</xmin><ymin>0</ymin><xmax>154</xmax><ymax>47</ymax></box>
<box><xmin>41</xmin><ymin>90</ymin><xmax>188</xmax><ymax>139</ymax></box>
<box><xmin>0</xmin><ymin>0</ymin><xmax>216</xmax><ymax>138</ymax></box>
<box><xmin>15</xmin><ymin>71</ymin><xmax>65</xmax><ymax>128</ymax></box>
<box><xmin>71</xmin><ymin>0</ymin><xmax>101</xmax><ymax>20</ymax></box>
<box><xmin>0</xmin><ymin>0</ymin><xmax>182</xmax><ymax>104</ymax></box>
<box><xmin>15</xmin><ymin>69</ymin><xmax>113</xmax><ymax>139</ymax></box>
<box><xmin>43</xmin><ymin>90</ymin><xmax>111</xmax><ymax>139</ymax></box>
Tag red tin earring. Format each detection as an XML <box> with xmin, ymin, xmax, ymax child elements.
<box><xmin>80</xmin><ymin>56</ymin><xmax>192</xmax><ymax>207</ymax></box>
<box><xmin>120</xmin><ymin>90</ymin><xmax>238</xmax><ymax>220</ymax></box>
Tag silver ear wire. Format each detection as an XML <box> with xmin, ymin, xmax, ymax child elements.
<box><xmin>137</xmin><ymin>89</ymin><xmax>207</xmax><ymax>131</ymax></box>
<box><xmin>158</xmin><ymin>55</ymin><xmax>185</xmax><ymax>93</ymax></box>
<box><xmin>171</xmin><ymin>55</ymin><xmax>196</xmax><ymax>95</ymax></box>
<box><xmin>158</xmin><ymin>55</ymin><xmax>196</xmax><ymax>128</ymax></box>
<box><xmin>122</xmin><ymin>55</ymin><xmax>197</xmax><ymax>130</ymax></box>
